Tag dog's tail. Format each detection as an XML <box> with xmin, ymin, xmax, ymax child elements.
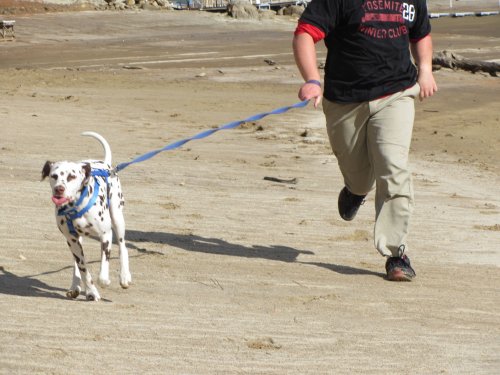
<box><xmin>81</xmin><ymin>131</ymin><xmax>112</xmax><ymax>166</ymax></box>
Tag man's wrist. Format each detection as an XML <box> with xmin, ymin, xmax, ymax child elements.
<box><xmin>305</xmin><ymin>79</ymin><xmax>322</xmax><ymax>87</ymax></box>
<box><xmin>418</xmin><ymin>64</ymin><xmax>433</xmax><ymax>74</ymax></box>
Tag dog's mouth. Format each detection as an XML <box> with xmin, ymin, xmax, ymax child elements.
<box><xmin>51</xmin><ymin>195</ymin><xmax>71</xmax><ymax>207</ymax></box>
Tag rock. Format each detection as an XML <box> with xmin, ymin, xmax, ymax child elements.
<box><xmin>227</xmin><ymin>1</ymin><xmax>259</xmax><ymax>19</ymax></box>
<box><xmin>278</xmin><ymin>5</ymin><xmax>305</xmax><ymax>17</ymax></box>
<box><xmin>258</xmin><ymin>9</ymin><xmax>276</xmax><ymax>20</ymax></box>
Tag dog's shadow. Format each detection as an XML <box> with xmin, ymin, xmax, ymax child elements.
<box><xmin>0</xmin><ymin>266</ymin><xmax>68</xmax><ymax>299</ymax></box>
<box><xmin>0</xmin><ymin>232</ymin><xmax>383</xmax><ymax>299</ymax></box>
<box><xmin>126</xmin><ymin>230</ymin><xmax>385</xmax><ymax>278</ymax></box>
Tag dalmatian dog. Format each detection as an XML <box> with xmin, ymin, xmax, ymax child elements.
<box><xmin>42</xmin><ymin>132</ymin><xmax>131</xmax><ymax>301</ymax></box>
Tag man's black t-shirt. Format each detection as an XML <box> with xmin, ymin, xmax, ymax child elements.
<box><xmin>299</xmin><ymin>0</ymin><xmax>431</xmax><ymax>103</ymax></box>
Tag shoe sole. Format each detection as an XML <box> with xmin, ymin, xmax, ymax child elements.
<box><xmin>387</xmin><ymin>269</ymin><xmax>414</xmax><ymax>282</ymax></box>
<box><xmin>340</xmin><ymin>213</ymin><xmax>356</xmax><ymax>221</ymax></box>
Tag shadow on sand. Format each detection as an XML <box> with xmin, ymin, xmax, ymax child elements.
<box><xmin>0</xmin><ymin>266</ymin><xmax>68</xmax><ymax>299</ymax></box>
<box><xmin>0</xmin><ymin>230</ymin><xmax>384</xmax><ymax>299</ymax></box>
<box><xmin>126</xmin><ymin>230</ymin><xmax>385</xmax><ymax>278</ymax></box>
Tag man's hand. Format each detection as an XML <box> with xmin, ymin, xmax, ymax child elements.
<box><xmin>417</xmin><ymin>69</ymin><xmax>438</xmax><ymax>101</ymax></box>
<box><xmin>298</xmin><ymin>81</ymin><xmax>323</xmax><ymax>108</ymax></box>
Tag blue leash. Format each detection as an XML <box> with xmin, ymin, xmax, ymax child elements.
<box><xmin>116</xmin><ymin>100</ymin><xmax>309</xmax><ymax>172</ymax></box>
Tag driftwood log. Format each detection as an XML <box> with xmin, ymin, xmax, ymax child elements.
<box><xmin>432</xmin><ymin>50</ymin><xmax>500</xmax><ymax>77</ymax></box>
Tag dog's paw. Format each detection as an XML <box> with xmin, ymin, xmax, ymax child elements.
<box><xmin>86</xmin><ymin>292</ymin><xmax>101</xmax><ymax>302</ymax></box>
<box><xmin>120</xmin><ymin>272</ymin><xmax>132</xmax><ymax>289</ymax></box>
<box><xmin>66</xmin><ymin>289</ymin><xmax>80</xmax><ymax>299</ymax></box>
<box><xmin>98</xmin><ymin>277</ymin><xmax>111</xmax><ymax>288</ymax></box>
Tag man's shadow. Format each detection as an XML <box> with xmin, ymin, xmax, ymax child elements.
<box><xmin>0</xmin><ymin>232</ymin><xmax>383</xmax><ymax>299</ymax></box>
<box><xmin>126</xmin><ymin>230</ymin><xmax>385</xmax><ymax>278</ymax></box>
<box><xmin>127</xmin><ymin>230</ymin><xmax>312</xmax><ymax>262</ymax></box>
<box><xmin>0</xmin><ymin>266</ymin><xmax>68</xmax><ymax>299</ymax></box>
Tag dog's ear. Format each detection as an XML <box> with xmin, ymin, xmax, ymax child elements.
<box><xmin>82</xmin><ymin>163</ymin><xmax>92</xmax><ymax>181</ymax></box>
<box><xmin>41</xmin><ymin>161</ymin><xmax>52</xmax><ymax>181</ymax></box>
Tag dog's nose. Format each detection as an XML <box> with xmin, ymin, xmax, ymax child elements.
<box><xmin>55</xmin><ymin>186</ymin><xmax>65</xmax><ymax>195</ymax></box>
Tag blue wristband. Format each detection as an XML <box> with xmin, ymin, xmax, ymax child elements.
<box><xmin>305</xmin><ymin>79</ymin><xmax>322</xmax><ymax>87</ymax></box>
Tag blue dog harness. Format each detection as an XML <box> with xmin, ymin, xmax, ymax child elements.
<box><xmin>57</xmin><ymin>169</ymin><xmax>110</xmax><ymax>236</ymax></box>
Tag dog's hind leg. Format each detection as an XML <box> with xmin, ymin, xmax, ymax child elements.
<box><xmin>118</xmin><ymin>238</ymin><xmax>132</xmax><ymax>289</ymax></box>
<box><xmin>98</xmin><ymin>231</ymin><xmax>112</xmax><ymax>288</ymax></box>
<box><xmin>110</xmin><ymin>193</ymin><xmax>131</xmax><ymax>288</ymax></box>
<box><xmin>114</xmin><ymin>219</ymin><xmax>132</xmax><ymax>289</ymax></box>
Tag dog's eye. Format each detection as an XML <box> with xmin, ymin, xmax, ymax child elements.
<box><xmin>50</xmin><ymin>174</ymin><xmax>58</xmax><ymax>180</ymax></box>
<box><xmin>67</xmin><ymin>174</ymin><xmax>76</xmax><ymax>182</ymax></box>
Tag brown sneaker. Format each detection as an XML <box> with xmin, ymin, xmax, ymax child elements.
<box><xmin>385</xmin><ymin>253</ymin><xmax>416</xmax><ymax>282</ymax></box>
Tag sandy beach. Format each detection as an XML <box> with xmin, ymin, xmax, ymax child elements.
<box><xmin>1</xmin><ymin>6</ymin><xmax>499</xmax><ymax>374</ymax></box>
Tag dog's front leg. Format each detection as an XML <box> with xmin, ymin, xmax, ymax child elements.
<box><xmin>66</xmin><ymin>237</ymin><xmax>100</xmax><ymax>301</ymax></box>
<box><xmin>67</xmin><ymin>258</ymin><xmax>82</xmax><ymax>299</ymax></box>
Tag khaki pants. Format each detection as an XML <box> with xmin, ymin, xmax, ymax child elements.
<box><xmin>323</xmin><ymin>84</ymin><xmax>420</xmax><ymax>257</ymax></box>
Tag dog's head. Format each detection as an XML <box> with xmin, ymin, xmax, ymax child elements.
<box><xmin>42</xmin><ymin>161</ymin><xmax>92</xmax><ymax>207</ymax></box>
